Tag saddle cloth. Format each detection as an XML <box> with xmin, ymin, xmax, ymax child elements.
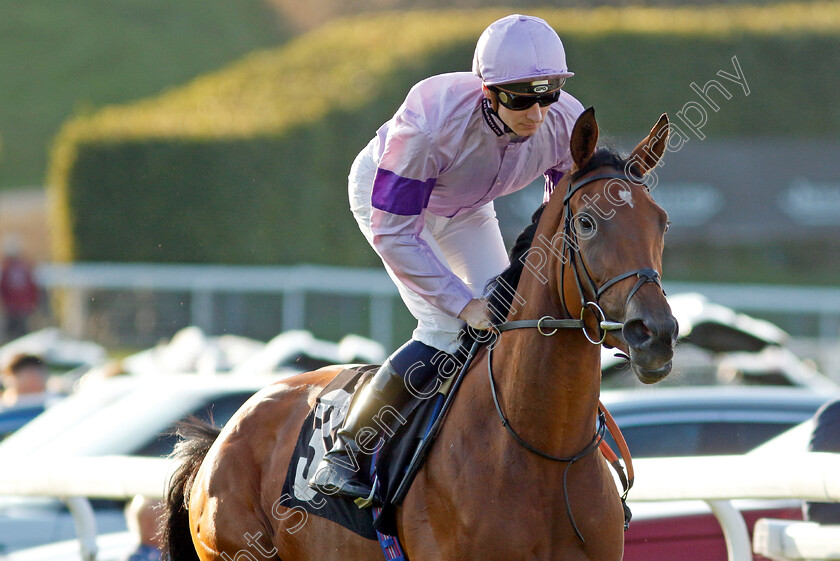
<box><xmin>280</xmin><ymin>365</ymin><xmax>442</xmax><ymax>539</ymax></box>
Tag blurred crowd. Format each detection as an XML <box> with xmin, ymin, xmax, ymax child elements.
<box><xmin>122</xmin><ymin>495</ymin><xmax>164</xmax><ymax>561</ymax></box>
<box><xmin>0</xmin><ymin>234</ymin><xmax>40</xmax><ymax>344</ymax></box>
<box><xmin>0</xmin><ymin>352</ymin><xmax>58</xmax><ymax>440</ymax></box>
<box><xmin>1</xmin><ymin>353</ymin><xmax>50</xmax><ymax>408</ymax></box>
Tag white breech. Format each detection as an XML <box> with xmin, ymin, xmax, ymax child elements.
<box><xmin>348</xmin><ymin>140</ymin><xmax>509</xmax><ymax>354</ymax></box>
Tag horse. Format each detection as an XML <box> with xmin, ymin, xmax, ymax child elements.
<box><xmin>162</xmin><ymin>107</ymin><xmax>678</xmax><ymax>561</ymax></box>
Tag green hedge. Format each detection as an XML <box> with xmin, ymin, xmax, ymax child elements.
<box><xmin>49</xmin><ymin>4</ymin><xmax>840</xmax><ymax>267</ymax></box>
<box><xmin>0</xmin><ymin>0</ymin><xmax>289</xmax><ymax>189</ymax></box>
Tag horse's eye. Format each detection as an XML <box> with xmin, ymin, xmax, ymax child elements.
<box><xmin>574</xmin><ymin>214</ymin><xmax>597</xmax><ymax>238</ymax></box>
<box><xmin>665</xmin><ymin>221</ymin><xmax>672</xmax><ymax>234</ymax></box>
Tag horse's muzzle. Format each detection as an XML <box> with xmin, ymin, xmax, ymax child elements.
<box><xmin>622</xmin><ymin>311</ymin><xmax>679</xmax><ymax>384</ymax></box>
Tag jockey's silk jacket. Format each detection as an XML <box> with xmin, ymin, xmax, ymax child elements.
<box><xmin>367</xmin><ymin>71</ymin><xmax>585</xmax><ymax>318</ymax></box>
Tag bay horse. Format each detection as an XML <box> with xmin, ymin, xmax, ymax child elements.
<box><xmin>163</xmin><ymin>107</ymin><xmax>678</xmax><ymax>561</ymax></box>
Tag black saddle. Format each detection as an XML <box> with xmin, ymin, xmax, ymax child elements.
<box><xmin>280</xmin><ymin>364</ymin><xmax>451</xmax><ymax>538</ymax></box>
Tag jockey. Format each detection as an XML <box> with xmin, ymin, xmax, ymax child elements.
<box><xmin>309</xmin><ymin>14</ymin><xmax>585</xmax><ymax>499</ymax></box>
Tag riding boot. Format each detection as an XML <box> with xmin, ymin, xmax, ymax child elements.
<box><xmin>308</xmin><ymin>361</ymin><xmax>407</xmax><ymax>499</ymax></box>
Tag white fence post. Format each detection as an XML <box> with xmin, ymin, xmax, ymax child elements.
<box><xmin>282</xmin><ymin>290</ymin><xmax>306</xmax><ymax>332</ymax></box>
<box><xmin>64</xmin><ymin>496</ymin><xmax>98</xmax><ymax>561</ymax></box>
<box><xmin>708</xmin><ymin>500</ymin><xmax>753</xmax><ymax>561</ymax></box>
<box><xmin>370</xmin><ymin>294</ymin><xmax>394</xmax><ymax>352</ymax></box>
<box><xmin>64</xmin><ymin>287</ymin><xmax>89</xmax><ymax>339</ymax></box>
<box><xmin>191</xmin><ymin>289</ymin><xmax>215</xmax><ymax>333</ymax></box>
<box><xmin>819</xmin><ymin>312</ymin><xmax>840</xmax><ymax>342</ymax></box>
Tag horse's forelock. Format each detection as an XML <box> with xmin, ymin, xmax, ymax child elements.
<box><xmin>571</xmin><ymin>147</ymin><xmax>630</xmax><ymax>181</ymax></box>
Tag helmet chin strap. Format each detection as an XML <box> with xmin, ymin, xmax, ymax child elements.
<box><xmin>482</xmin><ymin>84</ymin><xmax>500</xmax><ymax>113</ymax></box>
<box><xmin>480</xmin><ymin>97</ymin><xmax>513</xmax><ymax>135</ymax></box>
<box><xmin>481</xmin><ymin>82</ymin><xmax>499</xmax><ymax>112</ymax></box>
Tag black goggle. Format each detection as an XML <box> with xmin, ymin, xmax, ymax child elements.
<box><xmin>491</xmin><ymin>86</ymin><xmax>562</xmax><ymax>111</ymax></box>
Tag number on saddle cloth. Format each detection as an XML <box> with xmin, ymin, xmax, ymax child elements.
<box><xmin>279</xmin><ymin>343</ymin><xmax>466</xmax><ymax>540</ymax></box>
<box><xmin>282</xmin><ymin>366</ymin><xmax>380</xmax><ymax>539</ymax></box>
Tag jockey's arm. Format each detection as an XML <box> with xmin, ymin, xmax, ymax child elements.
<box><xmin>369</xmin><ymin>117</ymin><xmax>476</xmax><ymax>320</ymax></box>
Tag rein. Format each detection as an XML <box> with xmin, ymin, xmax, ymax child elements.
<box><xmin>485</xmin><ymin>342</ymin><xmax>632</xmax><ymax>542</ymax></box>
<box><xmin>486</xmin><ymin>169</ymin><xmax>660</xmax><ymax>542</ymax></box>
<box><xmin>486</xmin><ymin>342</ymin><xmax>606</xmax><ymax>543</ymax></box>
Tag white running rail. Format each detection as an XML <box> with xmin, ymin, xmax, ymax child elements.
<box><xmin>1</xmin><ymin>453</ymin><xmax>839</xmax><ymax>561</ymax></box>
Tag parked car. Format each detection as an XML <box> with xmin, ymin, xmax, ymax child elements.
<box><xmin>0</xmin><ymin>327</ymin><xmax>383</xmax><ymax>554</ymax></box>
<box><xmin>0</xmin><ymin>328</ymin><xmax>107</xmax><ymax>373</ymax></box>
<box><xmin>4</xmin><ymin>530</ymin><xmax>136</xmax><ymax>561</ymax></box>
<box><xmin>0</xmin><ymin>373</ymin><xmax>288</xmax><ymax>553</ymax></box>
<box><xmin>621</xmin><ymin>405</ymin><xmax>833</xmax><ymax>561</ymax></box>
<box><xmin>623</xmin><ymin>500</ymin><xmax>804</xmax><ymax>561</ymax></box>
<box><xmin>118</xmin><ymin>327</ymin><xmax>385</xmax><ymax>377</ymax></box>
<box><xmin>600</xmin><ymin>385</ymin><xmax>831</xmax><ymax>458</ymax></box>
<box><xmin>602</xmin><ymin>293</ymin><xmax>837</xmax><ymax>391</ymax></box>
<box><xmin>0</xmin><ymin>403</ymin><xmax>48</xmax><ymax>441</ymax></box>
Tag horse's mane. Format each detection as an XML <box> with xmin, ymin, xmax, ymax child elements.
<box><xmin>485</xmin><ymin>204</ymin><xmax>546</xmax><ymax>322</ymax></box>
<box><xmin>486</xmin><ymin>147</ymin><xmax>629</xmax><ymax>321</ymax></box>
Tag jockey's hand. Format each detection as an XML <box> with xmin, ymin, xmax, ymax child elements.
<box><xmin>459</xmin><ymin>298</ymin><xmax>493</xmax><ymax>331</ymax></box>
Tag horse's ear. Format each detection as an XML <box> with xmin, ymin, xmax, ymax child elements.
<box><xmin>629</xmin><ymin>113</ymin><xmax>669</xmax><ymax>175</ymax></box>
<box><xmin>570</xmin><ymin>107</ymin><xmax>599</xmax><ymax>169</ymax></box>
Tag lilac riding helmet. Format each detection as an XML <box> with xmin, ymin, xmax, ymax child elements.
<box><xmin>472</xmin><ymin>14</ymin><xmax>574</xmax><ymax>88</ymax></box>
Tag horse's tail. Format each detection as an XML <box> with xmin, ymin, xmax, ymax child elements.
<box><xmin>161</xmin><ymin>417</ymin><xmax>221</xmax><ymax>561</ymax></box>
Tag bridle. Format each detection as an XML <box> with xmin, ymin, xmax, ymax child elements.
<box><xmin>491</xmin><ymin>170</ymin><xmax>665</xmax><ymax>341</ymax></box>
<box><xmin>559</xmin><ymin>171</ymin><xmax>664</xmax><ymax>344</ymax></box>
<box><xmin>486</xmin><ymin>168</ymin><xmax>666</xmax><ymax>542</ymax></box>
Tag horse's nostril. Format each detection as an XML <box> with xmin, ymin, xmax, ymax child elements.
<box><xmin>667</xmin><ymin>317</ymin><xmax>679</xmax><ymax>342</ymax></box>
<box><xmin>623</xmin><ymin>319</ymin><xmax>652</xmax><ymax>348</ymax></box>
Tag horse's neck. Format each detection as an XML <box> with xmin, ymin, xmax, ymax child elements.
<box><xmin>491</xmin><ymin>289</ymin><xmax>602</xmax><ymax>457</ymax></box>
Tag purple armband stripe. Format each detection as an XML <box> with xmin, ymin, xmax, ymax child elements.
<box><xmin>544</xmin><ymin>168</ymin><xmax>565</xmax><ymax>196</ymax></box>
<box><xmin>371</xmin><ymin>168</ymin><xmax>436</xmax><ymax>216</ymax></box>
